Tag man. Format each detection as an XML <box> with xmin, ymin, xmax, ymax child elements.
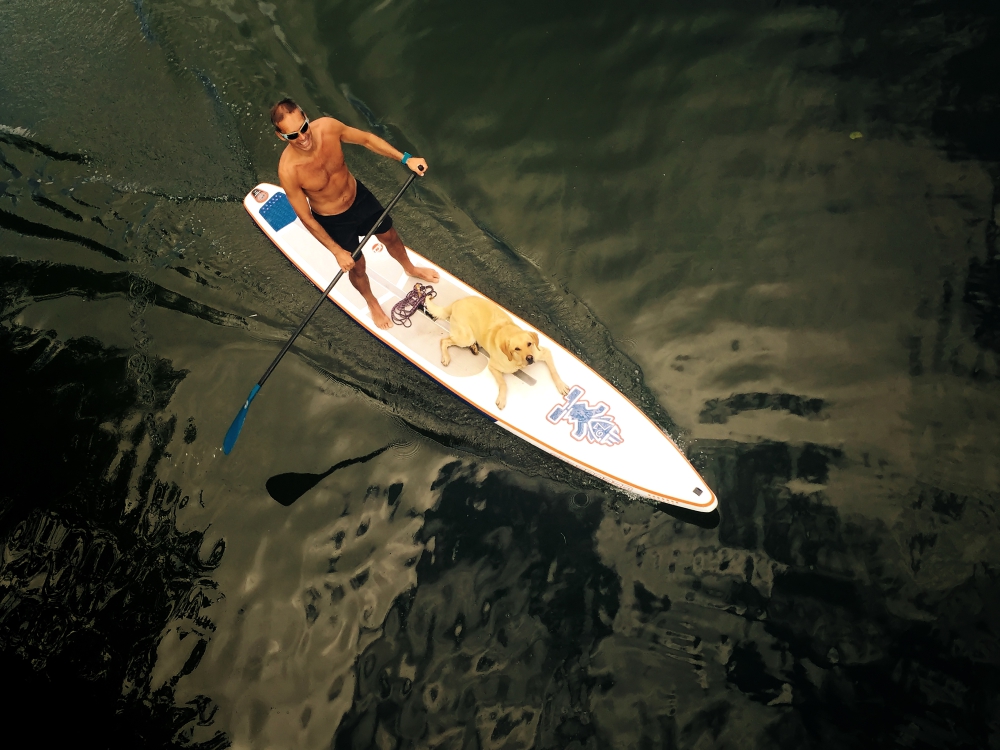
<box><xmin>272</xmin><ymin>98</ymin><xmax>438</xmax><ymax>329</ymax></box>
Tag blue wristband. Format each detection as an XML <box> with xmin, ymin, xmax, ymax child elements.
<box><xmin>401</xmin><ymin>152</ymin><xmax>411</xmax><ymax>165</ymax></box>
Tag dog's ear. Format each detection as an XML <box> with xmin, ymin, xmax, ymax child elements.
<box><xmin>499</xmin><ymin>338</ymin><xmax>513</xmax><ymax>361</ymax></box>
<box><xmin>529</xmin><ymin>332</ymin><xmax>540</xmax><ymax>348</ymax></box>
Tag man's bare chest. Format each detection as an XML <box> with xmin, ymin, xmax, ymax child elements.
<box><xmin>294</xmin><ymin>146</ymin><xmax>348</xmax><ymax>194</ymax></box>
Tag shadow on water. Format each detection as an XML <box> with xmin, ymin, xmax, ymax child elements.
<box><xmin>378</xmin><ymin>413</ymin><xmax>722</xmax><ymax>530</ymax></box>
<box><xmin>653</xmin><ymin>502</ymin><xmax>720</xmax><ymax>531</ymax></box>
<box><xmin>332</xmin><ymin>461</ymin><xmax>622</xmax><ymax>748</ymax></box>
<box><xmin>319</xmin><ymin>436</ymin><xmax>998</xmax><ymax>748</ymax></box>
<box><xmin>0</xmin><ymin>318</ymin><xmax>227</xmax><ymax>749</ymax></box>
<box><xmin>265</xmin><ymin>443</ymin><xmax>394</xmax><ymax>506</ymax></box>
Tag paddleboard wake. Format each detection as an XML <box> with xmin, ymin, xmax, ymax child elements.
<box><xmin>244</xmin><ymin>183</ymin><xmax>717</xmax><ymax>512</ymax></box>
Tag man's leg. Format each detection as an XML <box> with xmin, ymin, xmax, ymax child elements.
<box><xmin>376</xmin><ymin>227</ymin><xmax>440</xmax><ymax>283</ymax></box>
<box><xmin>348</xmin><ymin>253</ymin><xmax>392</xmax><ymax>329</ymax></box>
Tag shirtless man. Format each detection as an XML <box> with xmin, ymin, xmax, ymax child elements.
<box><xmin>272</xmin><ymin>98</ymin><xmax>439</xmax><ymax>329</ymax></box>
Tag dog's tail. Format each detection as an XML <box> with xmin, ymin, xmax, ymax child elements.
<box><xmin>423</xmin><ymin>298</ymin><xmax>452</xmax><ymax>320</ymax></box>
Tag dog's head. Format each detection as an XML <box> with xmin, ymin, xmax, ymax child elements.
<box><xmin>499</xmin><ymin>329</ymin><xmax>540</xmax><ymax>367</ymax></box>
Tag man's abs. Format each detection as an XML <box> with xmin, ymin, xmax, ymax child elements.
<box><xmin>303</xmin><ymin>171</ymin><xmax>357</xmax><ymax>216</ymax></box>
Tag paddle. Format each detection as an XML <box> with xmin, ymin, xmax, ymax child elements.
<box><xmin>223</xmin><ymin>171</ymin><xmax>419</xmax><ymax>455</ymax></box>
<box><xmin>265</xmin><ymin>443</ymin><xmax>393</xmax><ymax>505</ymax></box>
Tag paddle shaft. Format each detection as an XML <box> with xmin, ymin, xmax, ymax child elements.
<box><xmin>255</xmin><ymin>171</ymin><xmax>417</xmax><ymax>388</ymax></box>
<box><xmin>223</xmin><ymin>171</ymin><xmax>419</xmax><ymax>454</ymax></box>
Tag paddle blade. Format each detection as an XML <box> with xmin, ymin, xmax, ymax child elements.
<box><xmin>223</xmin><ymin>384</ymin><xmax>260</xmax><ymax>455</ymax></box>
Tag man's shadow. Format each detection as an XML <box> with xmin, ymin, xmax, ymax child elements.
<box><xmin>265</xmin><ymin>443</ymin><xmax>393</xmax><ymax>506</ymax></box>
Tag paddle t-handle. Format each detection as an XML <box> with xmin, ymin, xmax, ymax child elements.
<box><xmin>223</xmin><ymin>172</ymin><xmax>419</xmax><ymax>455</ymax></box>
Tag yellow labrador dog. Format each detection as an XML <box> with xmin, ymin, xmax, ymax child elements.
<box><xmin>425</xmin><ymin>296</ymin><xmax>570</xmax><ymax>409</ymax></box>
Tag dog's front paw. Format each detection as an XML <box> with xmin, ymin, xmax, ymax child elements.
<box><xmin>441</xmin><ymin>353</ymin><xmax>451</xmax><ymax>366</ymax></box>
<box><xmin>495</xmin><ymin>394</ymin><xmax>507</xmax><ymax>410</ymax></box>
<box><xmin>555</xmin><ymin>379</ymin><xmax>570</xmax><ymax>396</ymax></box>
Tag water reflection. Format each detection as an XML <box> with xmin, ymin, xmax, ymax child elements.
<box><xmin>324</xmin><ymin>439</ymin><xmax>1000</xmax><ymax>748</ymax></box>
<box><xmin>0</xmin><ymin>322</ymin><xmax>226</xmax><ymax>746</ymax></box>
<box><xmin>2</xmin><ymin>0</ymin><xmax>999</xmax><ymax>747</ymax></box>
<box><xmin>337</xmin><ymin>464</ymin><xmax>621</xmax><ymax>748</ymax></box>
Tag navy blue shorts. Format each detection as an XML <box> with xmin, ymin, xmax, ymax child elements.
<box><xmin>311</xmin><ymin>178</ymin><xmax>393</xmax><ymax>252</ymax></box>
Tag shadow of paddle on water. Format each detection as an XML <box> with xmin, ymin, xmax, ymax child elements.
<box><xmin>266</xmin><ymin>443</ymin><xmax>394</xmax><ymax>506</ymax></box>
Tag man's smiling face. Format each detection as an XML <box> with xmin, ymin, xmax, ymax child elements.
<box><xmin>275</xmin><ymin>109</ymin><xmax>313</xmax><ymax>150</ymax></box>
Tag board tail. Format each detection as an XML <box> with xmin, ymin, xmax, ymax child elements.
<box><xmin>423</xmin><ymin>299</ymin><xmax>452</xmax><ymax>320</ymax></box>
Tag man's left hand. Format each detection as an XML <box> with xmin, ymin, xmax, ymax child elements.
<box><xmin>406</xmin><ymin>157</ymin><xmax>428</xmax><ymax>175</ymax></box>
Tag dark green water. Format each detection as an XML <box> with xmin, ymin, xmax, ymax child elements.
<box><xmin>2</xmin><ymin>1</ymin><xmax>999</xmax><ymax>747</ymax></box>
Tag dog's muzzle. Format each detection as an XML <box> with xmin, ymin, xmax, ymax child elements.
<box><xmin>526</xmin><ymin>355</ymin><xmax>534</xmax><ymax>364</ymax></box>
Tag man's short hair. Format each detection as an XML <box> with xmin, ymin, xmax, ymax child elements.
<box><xmin>270</xmin><ymin>98</ymin><xmax>301</xmax><ymax>129</ymax></box>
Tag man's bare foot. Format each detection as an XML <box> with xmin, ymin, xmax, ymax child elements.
<box><xmin>408</xmin><ymin>265</ymin><xmax>440</xmax><ymax>284</ymax></box>
<box><xmin>369</xmin><ymin>301</ymin><xmax>393</xmax><ymax>330</ymax></box>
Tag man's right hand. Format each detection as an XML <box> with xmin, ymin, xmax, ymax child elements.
<box><xmin>405</xmin><ymin>157</ymin><xmax>428</xmax><ymax>175</ymax></box>
<box><xmin>334</xmin><ymin>249</ymin><xmax>355</xmax><ymax>273</ymax></box>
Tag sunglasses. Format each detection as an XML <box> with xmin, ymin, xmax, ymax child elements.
<box><xmin>276</xmin><ymin>116</ymin><xmax>310</xmax><ymax>141</ymax></box>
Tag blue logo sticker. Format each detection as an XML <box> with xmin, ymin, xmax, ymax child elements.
<box><xmin>547</xmin><ymin>386</ymin><xmax>623</xmax><ymax>446</ymax></box>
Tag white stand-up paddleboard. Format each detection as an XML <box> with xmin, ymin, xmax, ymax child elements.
<box><xmin>244</xmin><ymin>183</ymin><xmax>717</xmax><ymax>512</ymax></box>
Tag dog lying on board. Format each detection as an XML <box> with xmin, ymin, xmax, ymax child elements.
<box><xmin>424</xmin><ymin>296</ymin><xmax>570</xmax><ymax>409</ymax></box>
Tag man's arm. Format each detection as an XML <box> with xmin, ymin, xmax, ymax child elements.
<box><xmin>340</xmin><ymin>126</ymin><xmax>428</xmax><ymax>174</ymax></box>
<box><xmin>279</xmin><ymin>168</ymin><xmax>356</xmax><ymax>273</ymax></box>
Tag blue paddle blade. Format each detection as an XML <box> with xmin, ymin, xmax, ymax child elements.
<box><xmin>223</xmin><ymin>384</ymin><xmax>260</xmax><ymax>455</ymax></box>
